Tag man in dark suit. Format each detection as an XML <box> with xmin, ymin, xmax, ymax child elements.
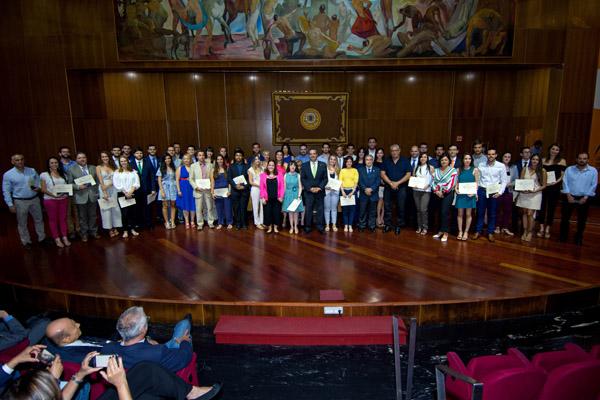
<box><xmin>448</xmin><ymin>144</ymin><xmax>462</xmax><ymax>169</ymax></box>
<box><xmin>358</xmin><ymin>155</ymin><xmax>381</xmax><ymax>231</ymax></box>
<box><xmin>130</xmin><ymin>148</ymin><xmax>156</xmax><ymax>229</ymax></box>
<box><xmin>227</xmin><ymin>150</ymin><xmax>250</xmax><ymax>229</ymax></box>
<box><xmin>45</xmin><ymin>317</ymin><xmax>109</xmax><ymax>363</ymax></box>
<box><xmin>101</xmin><ymin>307</ymin><xmax>192</xmax><ymax>372</ymax></box>
<box><xmin>513</xmin><ymin>146</ymin><xmax>532</xmax><ymax>233</ymax></box>
<box><xmin>111</xmin><ymin>145</ymin><xmax>122</xmax><ymax>169</ymax></box>
<box><xmin>300</xmin><ymin>149</ymin><xmax>327</xmax><ymax>234</ymax></box>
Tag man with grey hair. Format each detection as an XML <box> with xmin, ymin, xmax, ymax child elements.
<box><xmin>380</xmin><ymin>144</ymin><xmax>411</xmax><ymax>235</ymax></box>
<box><xmin>101</xmin><ymin>307</ymin><xmax>193</xmax><ymax>372</ymax></box>
<box><xmin>2</xmin><ymin>154</ymin><xmax>47</xmax><ymax>248</ymax></box>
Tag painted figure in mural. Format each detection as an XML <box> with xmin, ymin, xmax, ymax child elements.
<box><xmin>246</xmin><ymin>0</ymin><xmax>262</xmax><ymax>49</ymax></box>
<box><xmin>348</xmin><ymin>35</ymin><xmax>395</xmax><ymax>57</ymax></box>
<box><xmin>265</xmin><ymin>8</ymin><xmax>307</xmax><ymax>59</ymax></box>
<box><xmin>465</xmin><ymin>8</ymin><xmax>507</xmax><ymax>56</ymax></box>
<box><xmin>312</xmin><ymin>4</ymin><xmax>331</xmax><ymax>34</ymax></box>
<box><xmin>350</xmin><ymin>0</ymin><xmax>379</xmax><ymax>39</ymax></box>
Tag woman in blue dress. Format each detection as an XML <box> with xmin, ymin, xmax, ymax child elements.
<box><xmin>176</xmin><ymin>154</ymin><xmax>196</xmax><ymax>229</ymax></box>
<box><xmin>157</xmin><ymin>154</ymin><xmax>178</xmax><ymax>229</ymax></box>
<box><xmin>211</xmin><ymin>155</ymin><xmax>233</xmax><ymax>229</ymax></box>
<box><xmin>282</xmin><ymin>162</ymin><xmax>304</xmax><ymax>235</ymax></box>
<box><xmin>454</xmin><ymin>154</ymin><xmax>480</xmax><ymax>241</ymax></box>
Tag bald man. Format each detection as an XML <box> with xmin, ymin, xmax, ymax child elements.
<box><xmin>45</xmin><ymin>318</ymin><xmax>108</xmax><ymax>363</ymax></box>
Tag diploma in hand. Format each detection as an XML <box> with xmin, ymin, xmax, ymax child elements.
<box><xmin>196</xmin><ymin>179</ymin><xmax>211</xmax><ymax>190</ymax></box>
<box><xmin>287</xmin><ymin>198</ymin><xmax>302</xmax><ymax>212</ymax></box>
<box><xmin>98</xmin><ymin>198</ymin><xmax>117</xmax><ymax>210</ymax></box>
<box><xmin>459</xmin><ymin>182</ymin><xmax>477</xmax><ymax>195</ymax></box>
<box><xmin>327</xmin><ymin>178</ymin><xmax>342</xmax><ymax>191</ymax></box>
<box><xmin>118</xmin><ymin>197</ymin><xmax>136</xmax><ymax>208</ymax></box>
<box><xmin>214</xmin><ymin>188</ymin><xmax>229</xmax><ymax>197</ymax></box>
<box><xmin>233</xmin><ymin>175</ymin><xmax>247</xmax><ymax>185</ymax></box>
<box><xmin>408</xmin><ymin>177</ymin><xmax>427</xmax><ymax>190</ymax></box>
<box><xmin>486</xmin><ymin>183</ymin><xmax>501</xmax><ymax>198</ymax></box>
<box><xmin>340</xmin><ymin>196</ymin><xmax>356</xmax><ymax>206</ymax></box>
<box><xmin>53</xmin><ymin>184</ymin><xmax>73</xmax><ymax>196</ymax></box>
<box><xmin>546</xmin><ymin>171</ymin><xmax>556</xmax><ymax>184</ymax></box>
<box><xmin>74</xmin><ymin>175</ymin><xmax>96</xmax><ymax>186</ymax></box>
<box><xmin>515</xmin><ymin>179</ymin><xmax>535</xmax><ymax>191</ymax></box>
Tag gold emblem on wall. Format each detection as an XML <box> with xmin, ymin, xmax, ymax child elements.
<box><xmin>300</xmin><ymin>108</ymin><xmax>322</xmax><ymax>131</ymax></box>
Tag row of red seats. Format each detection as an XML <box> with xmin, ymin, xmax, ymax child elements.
<box><xmin>438</xmin><ymin>343</ymin><xmax>600</xmax><ymax>400</ymax></box>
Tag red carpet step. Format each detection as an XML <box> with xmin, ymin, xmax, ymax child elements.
<box><xmin>214</xmin><ymin>316</ymin><xmax>406</xmax><ymax>345</ymax></box>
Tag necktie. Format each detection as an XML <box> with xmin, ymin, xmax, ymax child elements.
<box><xmin>81</xmin><ymin>166</ymin><xmax>88</xmax><ymax>175</ymax></box>
<box><xmin>311</xmin><ymin>162</ymin><xmax>317</xmax><ymax>178</ymax></box>
<box><xmin>411</xmin><ymin>159</ymin><xmax>416</xmax><ymax>170</ymax></box>
<box><xmin>152</xmin><ymin>157</ymin><xmax>156</xmax><ymax>169</ymax></box>
<box><xmin>367</xmin><ymin>168</ymin><xmax>371</xmax><ymax>174</ymax></box>
<box><xmin>137</xmin><ymin>161</ymin><xmax>142</xmax><ymax>174</ymax></box>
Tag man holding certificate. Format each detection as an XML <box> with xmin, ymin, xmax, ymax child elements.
<box><xmin>357</xmin><ymin>155</ymin><xmax>381</xmax><ymax>232</ymax></box>
<box><xmin>190</xmin><ymin>151</ymin><xmax>215</xmax><ymax>230</ymax></box>
<box><xmin>472</xmin><ymin>148</ymin><xmax>508</xmax><ymax>242</ymax></box>
<box><xmin>68</xmin><ymin>152</ymin><xmax>99</xmax><ymax>242</ymax></box>
<box><xmin>227</xmin><ymin>150</ymin><xmax>250</xmax><ymax>230</ymax></box>
<box><xmin>130</xmin><ymin>148</ymin><xmax>156</xmax><ymax>230</ymax></box>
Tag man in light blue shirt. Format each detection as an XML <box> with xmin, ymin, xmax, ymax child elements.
<box><xmin>2</xmin><ymin>154</ymin><xmax>46</xmax><ymax>248</ymax></box>
<box><xmin>317</xmin><ymin>143</ymin><xmax>331</xmax><ymax>163</ymax></box>
<box><xmin>295</xmin><ymin>144</ymin><xmax>310</xmax><ymax>163</ymax></box>
<box><xmin>559</xmin><ymin>152</ymin><xmax>598</xmax><ymax>245</ymax></box>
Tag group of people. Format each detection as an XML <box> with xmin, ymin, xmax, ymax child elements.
<box><xmin>2</xmin><ymin>138</ymin><xmax>597</xmax><ymax>248</ymax></box>
<box><xmin>0</xmin><ymin>308</ymin><xmax>221</xmax><ymax>400</ymax></box>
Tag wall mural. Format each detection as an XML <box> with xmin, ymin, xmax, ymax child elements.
<box><xmin>115</xmin><ymin>0</ymin><xmax>514</xmax><ymax>61</ymax></box>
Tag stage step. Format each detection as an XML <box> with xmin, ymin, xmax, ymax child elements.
<box><xmin>214</xmin><ymin>316</ymin><xmax>406</xmax><ymax>345</ymax></box>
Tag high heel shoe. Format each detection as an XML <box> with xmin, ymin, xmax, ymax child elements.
<box><xmin>164</xmin><ymin>222</ymin><xmax>171</xmax><ymax>229</ymax></box>
<box><xmin>294</xmin><ymin>227</ymin><xmax>299</xmax><ymax>234</ymax></box>
<box><xmin>131</xmin><ymin>229</ymin><xmax>139</xmax><ymax>237</ymax></box>
<box><xmin>289</xmin><ymin>228</ymin><xmax>294</xmax><ymax>234</ymax></box>
<box><xmin>266</xmin><ymin>227</ymin><xmax>273</xmax><ymax>234</ymax></box>
<box><xmin>274</xmin><ymin>227</ymin><xmax>279</xmax><ymax>234</ymax></box>
<box><xmin>55</xmin><ymin>238</ymin><xmax>64</xmax><ymax>248</ymax></box>
<box><xmin>544</xmin><ymin>226</ymin><xmax>551</xmax><ymax>239</ymax></box>
<box><xmin>62</xmin><ymin>237</ymin><xmax>71</xmax><ymax>246</ymax></box>
<box><xmin>332</xmin><ymin>225</ymin><xmax>338</xmax><ymax>232</ymax></box>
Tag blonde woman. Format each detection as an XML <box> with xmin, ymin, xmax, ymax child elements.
<box><xmin>113</xmin><ymin>156</ymin><xmax>140</xmax><ymax>238</ymax></box>
<box><xmin>96</xmin><ymin>151</ymin><xmax>122</xmax><ymax>238</ymax></box>
<box><xmin>324</xmin><ymin>154</ymin><xmax>340</xmax><ymax>231</ymax></box>
<box><xmin>175</xmin><ymin>154</ymin><xmax>196</xmax><ymax>229</ymax></box>
<box><xmin>248</xmin><ymin>156</ymin><xmax>264</xmax><ymax>229</ymax></box>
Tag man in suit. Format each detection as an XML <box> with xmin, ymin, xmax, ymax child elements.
<box><xmin>68</xmin><ymin>152</ymin><xmax>99</xmax><ymax>242</ymax></box>
<box><xmin>190</xmin><ymin>150</ymin><xmax>215</xmax><ymax>230</ymax></box>
<box><xmin>146</xmin><ymin>144</ymin><xmax>161</xmax><ymax>222</ymax></box>
<box><xmin>122</xmin><ymin>144</ymin><xmax>135</xmax><ymax>164</ymax></box>
<box><xmin>301</xmin><ymin>149</ymin><xmax>327</xmax><ymax>234</ymax></box>
<box><xmin>111</xmin><ymin>145</ymin><xmax>122</xmax><ymax>169</ymax></box>
<box><xmin>130</xmin><ymin>148</ymin><xmax>156</xmax><ymax>229</ymax></box>
<box><xmin>448</xmin><ymin>144</ymin><xmax>462</xmax><ymax>169</ymax></box>
<box><xmin>101</xmin><ymin>307</ymin><xmax>193</xmax><ymax>373</ymax></box>
<box><xmin>227</xmin><ymin>150</ymin><xmax>250</xmax><ymax>229</ymax></box>
<box><xmin>45</xmin><ymin>317</ymin><xmax>109</xmax><ymax>363</ymax></box>
<box><xmin>358</xmin><ymin>155</ymin><xmax>381</xmax><ymax>231</ymax></box>
<box><xmin>512</xmin><ymin>146</ymin><xmax>532</xmax><ymax>233</ymax></box>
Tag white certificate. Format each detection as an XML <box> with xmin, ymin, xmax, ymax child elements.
<box><xmin>53</xmin><ymin>184</ymin><xmax>73</xmax><ymax>196</ymax></box>
<box><xmin>286</xmin><ymin>198</ymin><xmax>302</xmax><ymax>212</ymax></box>
<box><xmin>340</xmin><ymin>195</ymin><xmax>356</xmax><ymax>206</ymax></box>
<box><xmin>408</xmin><ymin>177</ymin><xmax>428</xmax><ymax>189</ymax></box>
<box><xmin>233</xmin><ymin>175</ymin><xmax>247</xmax><ymax>185</ymax></box>
<box><xmin>195</xmin><ymin>178</ymin><xmax>211</xmax><ymax>190</ymax></box>
<box><xmin>98</xmin><ymin>198</ymin><xmax>117</xmax><ymax>210</ymax></box>
<box><xmin>546</xmin><ymin>171</ymin><xmax>556</xmax><ymax>184</ymax></box>
<box><xmin>515</xmin><ymin>179</ymin><xmax>535</xmax><ymax>191</ymax></box>
<box><xmin>327</xmin><ymin>178</ymin><xmax>342</xmax><ymax>192</ymax></box>
<box><xmin>146</xmin><ymin>192</ymin><xmax>157</xmax><ymax>204</ymax></box>
<box><xmin>486</xmin><ymin>183</ymin><xmax>501</xmax><ymax>197</ymax></box>
<box><xmin>459</xmin><ymin>182</ymin><xmax>477</xmax><ymax>195</ymax></box>
<box><xmin>214</xmin><ymin>188</ymin><xmax>229</xmax><ymax>197</ymax></box>
<box><xmin>74</xmin><ymin>175</ymin><xmax>96</xmax><ymax>186</ymax></box>
<box><xmin>118</xmin><ymin>197</ymin><xmax>136</xmax><ymax>208</ymax></box>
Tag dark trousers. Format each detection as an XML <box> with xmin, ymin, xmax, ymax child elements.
<box><xmin>264</xmin><ymin>199</ymin><xmax>281</xmax><ymax>226</ymax></box>
<box><xmin>231</xmin><ymin>189</ymin><xmax>249</xmax><ymax>228</ymax></box>
<box><xmin>476</xmin><ymin>187</ymin><xmax>498</xmax><ymax>234</ymax></box>
<box><xmin>118</xmin><ymin>193</ymin><xmax>135</xmax><ymax>231</ymax></box>
<box><xmin>359</xmin><ymin>197</ymin><xmax>377</xmax><ymax>229</ymax></box>
<box><xmin>304</xmin><ymin>190</ymin><xmax>325</xmax><ymax>231</ymax></box>
<box><xmin>98</xmin><ymin>361</ymin><xmax>192</xmax><ymax>400</ymax></box>
<box><xmin>559</xmin><ymin>196</ymin><xmax>590</xmax><ymax>243</ymax></box>
<box><xmin>497</xmin><ymin>190</ymin><xmax>513</xmax><ymax>229</ymax></box>
<box><xmin>383</xmin><ymin>186</ymin><xmax>407</xmax><ymax>228</ymax></box>
<box><xmin>133</xmin><ymin>190</ymin><xmax>152</xmax><ymax>229</ymax></box>
<box><xmin>431</xmin><ymin>193</ymin><xmax>453</xmax><ymax>233</ymax></box>
<box><xmin>215</xmin><ymin>196</ymin><xmax>233</xmax><ymax>225</ymax></box>
<box><xmin>537</xmin><ymin>187</ymin><xmax>560</xmax><ymax>226</ymax></box>
<box><xmin>405</xmin><ymin>187</ymin><xmax>417</xmax><ymax>228</ymax></box>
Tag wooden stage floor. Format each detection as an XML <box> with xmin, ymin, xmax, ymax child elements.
<box><xmin>1</xmin><ymin>210</ymin><xmax>599</xmax><ymax>325</ymax></box>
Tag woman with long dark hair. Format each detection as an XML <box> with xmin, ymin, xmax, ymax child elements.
<box><xmin>454</xmin><ymin>154</ymin><xmax>479</xmax><ymax>240</ymax></box>
<box><xmin>211</xmin><ymin>154</ymin><xmax>233</xmax><ymax>229</ymax></box>
<box><xmin>96</xmin><ymin>151</ymin><xmax>122</xmax><ymax>238</ymax></box>
<box><xmin>412</xmin><ymin>152</ymin><xmax>433</xmax><ymax>235</ymax></box>
<box><xmin>40</xmin><ymin>157</ymin><xmax>71</xmax><ymax>247</ymax></box>
<box><xmin>281</xmin><ymin>143</ymin><xmax>294</xmax><ymax>164</ymax></box>
<box><xmin>537</xmin><ymin>143</ymin><xmax>567</xmax><ymax>238</ymax></box>
<box><xmin>375</xmin><ymin>148</ymin><xmax>385</xmax><ymax>228</ymax></box>
<box><xmin>113</xmin><ymin>156</ymin><xmax>141</xmax><ymax>238</ymax></box>
<box><xmin>516</xmin><ymin>154</ymin><xmax>547</xmax><ymax>242</ymax></box>
<box><xmin>260</xmin><ymin>160</ymin><xmax>284</xmax><ymax>233</ymax></box>
<box><xmin>430</xmin><ymin>154</ymin><xmax>458</xmax><ymax>242</ymax></box>
<box><xmin>157</xmin><ymin>154</ymin><xmax>178</xmax><ymax>229</ymax></box>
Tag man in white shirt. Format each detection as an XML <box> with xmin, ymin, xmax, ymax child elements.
<box><xmin>345</xmin><ymin>144</ymin><xmax>357</xmax><ymax>161</ymax></box>
<box><xmin>472</xmin><ymin>148</ymin><xmax>508</xmax><ymax>242</ymax></box>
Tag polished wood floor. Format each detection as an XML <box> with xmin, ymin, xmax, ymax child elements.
<box><xmin>1</xmin><ymin>209</ymin><xmax>599</xmax><ymax>324</ymax></box>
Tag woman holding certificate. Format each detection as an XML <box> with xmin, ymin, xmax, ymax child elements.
<box><xmin>339</xmin><ymin>157</ymin><xmax>358</xmax><ymax>232</ymax></box>
<box><xmin>537</xmin><ymin>143</ymin><xmax>566</xmax><ymax>239</ymax></box>
<box><xmin>411</xmin><ymin>152</ymin><xmax>433</xmax><ymax>235</ymax></box>
<box><xmin>176</xmin><ymin>154</ymin><xmax>196</xmax><ymax>229</ymax></box>
<box><xmin>113</xmin><ymin>156</ymin><xmax>140</xmax><ymax>238</ymax></box>
<box><xmin>248</xmin><ymin>157</ymin><xmax>264</xmax><ymax>230</ymax></box>
<box><xmin>211</xmin><ymin>155</ymin><xmax>233</xmax><ymax>229</ymax></box>
<box><xmin>40</xmin><ymin>157</ymin><xmax>71</xmax><ymax>248</ymax></box>
<box><xmin>454</xmin><ymin>154</ymin><xmax>479</xmax><ymax>241</ymax></box>
<box><xmin>324</xmin><ymin>155</ymin><xmax>341</xmax><ymax>232</ymax></box>
<box><xmin>430</xmin><ymin>154</ymin><xmax>458</xmax><ymax>242</ymax></box>
<box><xmin>260</xmin><ymin>160</ymin><xmax>284</xmax><ymax>234</ymax></box>
<box><xmin>282</xmin><ymin>162</ymin><xmax>304</xmax><ymax>234</ymax></box>
<box><xmin>157</xmin><ymin>154</ymin><xmax>178</xmax><ymax>229</ymax></box>
<box><xmin>96</xmin><ymin>151</ymin><xmax>122</xmax><ymax>238</ymax></box>
<box><xmin>516</xmin><ymin>154</ymin><xmax>547</xmax><ymax>242</ymax></box>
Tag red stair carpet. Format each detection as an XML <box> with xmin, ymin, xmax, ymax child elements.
<box><xmin>214</xmin><ymin>316</ymin><xmax>406</xmax><ymax>345</ymax></box>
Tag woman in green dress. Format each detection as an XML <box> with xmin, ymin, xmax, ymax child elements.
<box><xmin>282</xmin><ymin>162</ymin><xmax>304</xmax><ymax>235</ymax></box>
<box><xmin>455</xmin><ymin>154</ymin><xmax>480</xmax><ymax>241</ymax></box>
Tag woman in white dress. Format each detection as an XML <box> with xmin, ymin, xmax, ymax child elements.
<box><xmin>96</xmin><ymin>151</ymin><xmax>122</xmax><ymax>238</ymax></box>
<box><xmin>248</xmin><ymin>156</ymin><xmax>264</xmax><ymax>230</ymax></box>
<box><xmin>516</xmin><ymin>154</ymin><xmax>547</xmax><ymax>242</ymax></box>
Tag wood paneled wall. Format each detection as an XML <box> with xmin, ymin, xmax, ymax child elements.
<box><xmin>0</xmin><ymin>0</ymin><xmax>599</xmax><ymax>173</ymax></box>
<box><xmin>66</xmin><ymin>68</ymin><xmax>553</xmax><ymax>163</ymax></box>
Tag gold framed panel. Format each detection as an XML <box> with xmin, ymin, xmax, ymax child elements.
<box><xmin>272</xmin><ymin>92</ymin><xmax>349</xmax><ymax>146</ymax></box>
